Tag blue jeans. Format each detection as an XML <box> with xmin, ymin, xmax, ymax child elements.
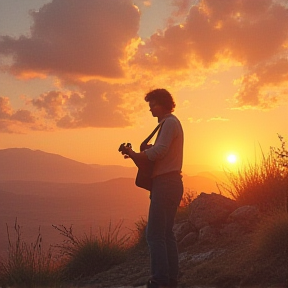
<box><xmin>146</xmin><ymin>172</ymin><xmax>183</xmax><ymax>286</ymax></box>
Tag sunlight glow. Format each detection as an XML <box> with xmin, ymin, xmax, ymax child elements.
<box><xmin>227</xmin><ymin>154</ymin><xmax>237</xmax><ymax>164</ymax></box>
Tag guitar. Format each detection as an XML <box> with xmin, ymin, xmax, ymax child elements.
<box><xmin>118</xmin><ymin>142</ymin><xmax>154</xmax><ymax>191</ymax></box>
<box><xmin>118</xmin><ymin>121</ymin><xmax>164</xmax><ymax>191</ymax></box>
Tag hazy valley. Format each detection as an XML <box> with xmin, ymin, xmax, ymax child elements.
<box><xmin>0</xmin><ymin>148</ymin><xmax>225</xmax><ymax>256</ymax></box>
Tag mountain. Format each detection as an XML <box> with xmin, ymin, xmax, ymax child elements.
<box><xmin>0</xmin><ymin>148</ymin><xmax>136</xmax><ymax>183</ymax></box>
<box><xmin>182</xmin><ymin>174</ymin><xmax>220</xmax><ymax>193</ymax></box>
<box><xmin>0</xmin><ymin>147</ymin><xmax>226</xmax><ymax>192</ymax></box>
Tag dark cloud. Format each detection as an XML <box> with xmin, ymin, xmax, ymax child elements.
<box><xmin>0</xmin><ymin>0</ymin><xmax>140</xmax><ymax>79</ymax></box>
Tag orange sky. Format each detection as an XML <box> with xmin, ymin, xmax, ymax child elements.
<box><xmin>0</xmin><ymin>0</ymin><xmax>287</xmax><ymax>175</ymax></box>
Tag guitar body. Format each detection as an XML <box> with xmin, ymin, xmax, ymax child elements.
<box><xmin>135</xmin><ymin>142</ymin><xmax>154</xmax><ymax>191</ymax></box>
<box><xmin>135</xmin><ymin>159</ymin><xmax>154</xmax><ymax>191</ymax></box>
<box><xmin>119</xmin><ymin>121</ymin><xmax>164</xmax><ymax>191</ymax></box>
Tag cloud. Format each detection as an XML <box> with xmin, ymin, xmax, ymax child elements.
<box><xmin>0</xmin><ymin>97</ymin><xmax>12</xmax><ymax>119</ymax></box>
<box><xmin>0</xmin><ymin>96</ymin><xmax>41</xmax><ymax>133</ymax></box>
<box><xmin>29</xmin><ymin>81</ymin><xmax>134</xmax><ymax>129</ymax></box>
<box><xmin>1</xmin><ymin>0</ymin><xmax>288</xmax><ymax>134</ymax></box>
<box><xmin>0</xmin><ymin>0</ymin><xmax>140</xmax><ymax>79</ymax></box>
<box><xmin>133</xmin><ymin>0</ymin><xmax>288</xmax><ymax>108</ymax></box>
<box><xmin>0</xmin><ymin>0</ymin><xmax>142</xmax><ymax>132</ymax></box>
<box><xmin>207</xmin><ymin>116</ymin><xmax>229</xmax><ymax>122</ymax></box>
<box><xmin>188</xmin><ymin>117</ymin><xmax>203</xmax><ymax>123</ymax></box>
<box><xmin>234</xmin><ymin>58</ymin><xmax>288</xmax><ymax>108</ymax></box>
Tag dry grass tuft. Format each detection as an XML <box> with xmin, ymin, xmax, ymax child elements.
<box><xmin>252</xmin><ymin>209</ymin><xmax>288</xmax><ymax>258</ymax></box>
<box><xmin>0</xmin><ymin>219</ymin><xmax>60</xmax><ymax>288</ymax></box>
<box><xmin>53</xmin><ymin>220</ymin><xmax>131</xmax><ymax>280</ymax></box>
<box><xmin>175</xmin><ymin>188</ymin><xmax>197</xmax><ymax>222</ymax></box>
<box><xmin>219</xmin><ymin>137</ymin><xmax>287</xmax><ymax>212</ymax></box>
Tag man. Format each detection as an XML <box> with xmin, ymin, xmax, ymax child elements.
<box><xmin>124</xmin><ymin>88</ymin><xmax>184</xmax><ymax>288</ymax></box>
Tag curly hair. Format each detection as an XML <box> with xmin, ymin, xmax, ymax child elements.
<box><xmin>144</xmin><ymin>89</ymin><xmax>176</xmax><ymax>112</ymax></box>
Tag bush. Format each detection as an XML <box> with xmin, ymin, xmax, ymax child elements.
<box><xmin>175</xmin><ymin>188</ymin><xmax>197</xmax><ymax>222</ymax></box>
<box><xmin>220</xmin><ymin>138</ymin><xmax>287</xmax><ymax>212</ymax></box>
<box><xmin>54</xmin><ymin>220</ymin><xmax>131</xmax><ymax>280</ymax></box>
<box><xmin>131</xmin><ymin>217</ymin><xmax>147</xmax><ymax>248</ymax></box>
<box><xmin>236</xmin><ymin>209</ymin><xmax>288</xmax><ymax>286</ymax></box>
<box><xmin>0</xmin><ymin>220</ymin><xmax>60</xmax><ymax>288</ymax></box>
<box><xmin>252</xmin><ymin>210</ymin><xmax>288</xmax><ymax>258</ymax></box>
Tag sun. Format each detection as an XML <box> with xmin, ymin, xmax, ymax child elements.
<box><xmin>227</xmin><ymin>154</ymin><xmax>237</xmax><ymax>164</ymax></box>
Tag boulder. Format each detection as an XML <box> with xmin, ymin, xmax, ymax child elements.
<box><xmin>220</xmin><ymin>222</ymin><xmax>243</xmax><ymax>237</ymax></box>
<box><xmin>189</xmin><ymin>193</ymin><xmax>238</xmax><ymax>230</ymax></box>
<box><xmin>227</xmin><ymin>205</ymin><xmax>260</xmax><ymax>231</ymax></box>
<box><xmin>198</xmin><ymin>225</ymin><xmax>218</xmax><ymax>244</ymax></box>
<box><xmin>173</xmin><ymin>221</ymin><xmax>194</xmax><ymax>242</ymax></box>
<box><xmin>178</xmin><ymin>231</ymin><xmax>198</xmax><ymax>248</ymax></box>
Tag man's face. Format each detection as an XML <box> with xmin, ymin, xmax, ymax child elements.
<box><xmin>149</xmin><ymin>100</ymin><xmax>164</xmax><ymax>117</ymax></box>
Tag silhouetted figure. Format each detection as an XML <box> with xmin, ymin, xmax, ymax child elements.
<box><xmin>121</xmin><ymin>89</ymin><xmax>184</xmax><ymax>288</ymax></box>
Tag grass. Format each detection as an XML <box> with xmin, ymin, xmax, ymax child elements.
<box><xmin>0</xmin><ymin>220</ymin><xmax>133</xmax><ymax>287</ymax></box>
<box><xmin>251</xmin><ymin>209</ymin><xmax>288</xmax><ymax>258</ymax></box>
<box><xmin>0</xmin><ymin>219</ymin><xmax>60</xmax><ymax>288</ymax></box>
<box><xmin>219</xmin><ymin>137</ymin><xmax>288</xmax><ymax>212</ymax></box>
<box><xmin>130</xmin><ymin>217</ymin><xmax>148</xmax><ymax>248</ymax></box>
<box><xmin>175</xmin><ymin>187</ymin><xmax>197</xmax><ymax>222</ymax></box>
<box><xmin>53</xmin><ymin>220</ymin><xmax>131</xmax><ymax>280</ymax></box>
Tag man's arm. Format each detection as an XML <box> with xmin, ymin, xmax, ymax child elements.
<box><xmin>145</xmin><ymin>118</ymin><xmax>178</xmax><ymax>161</ymax></box>
<box><xmin>126</xmin><ymin>148</ymin><xmax>151</xmax><ymax>168</ymax></box>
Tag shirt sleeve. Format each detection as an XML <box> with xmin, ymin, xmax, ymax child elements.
<box><xmin>144</xmin><ymin>117</ymin><xmax>178</xmax><ymax>161</ymax></box>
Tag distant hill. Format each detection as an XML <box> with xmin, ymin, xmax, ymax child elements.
<box><xmin>0</xmin><ymin>147</ymin><xmax>226</xmax><ymax>191</ymax></box>
<box><xmin>182</xmin><ymin>174</ymin><xmax>220</xmax><ymax>194</ymax></box>
<box><xmin>0</xmin><ymin>148</ymin><xmax>136</xmax><ymax>183</ymax></box>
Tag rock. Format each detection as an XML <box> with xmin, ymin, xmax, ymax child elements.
<box><xmin>178</xmin><ymin>231</ymin><xmax>198</xmax><ymax>248</ymax></box>
<box><xmin>220</xmin><ymin>222</ymin><xmax>243</xmax><ymax>237</ymax></box>
<box><xmin>188</xmin><ymin>249</ymin><xmax>226</xmax><ymax>263</ymax></box>
<box><xmin>189</xmin><ymin>193</ymin><xmax>238</xmax><ymax>230</ymax></box>
<box><xmin>227</xmin><ymin>205</ymin><xmax>260</xmax><ymax>231</ymax></box>
<box><xmin>173</xmin><ymin>221</ymin><xmax>194</xmax><ymax>242</ymax></box>
<box><xmin>198</xmin><ymin>225</ymin><xmax>218</xmax><ymax>243</ymax></box>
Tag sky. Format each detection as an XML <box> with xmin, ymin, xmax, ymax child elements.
<box><xmin>0</xmin><ymin>0</ymin><xmax>287</xmax><ymax>175</ymax></box>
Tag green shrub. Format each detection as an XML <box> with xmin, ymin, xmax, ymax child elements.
<box><xmin>0</xmin><ymin>220</ymin><xmax>60</xmax><ymax>288</ymax></box>
<box><xmin>54</xmin><ymin>220</ymin><xmax>131</xmax><ymax>280</ymax></box>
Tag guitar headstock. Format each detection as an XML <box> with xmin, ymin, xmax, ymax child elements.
<box><xmin>118</xmin><ymin>143</ymin><xmax>132</xmax><ymax>157</ymax></box>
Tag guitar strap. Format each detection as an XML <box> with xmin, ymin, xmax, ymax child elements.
<box><xmin>136</xmin><ymin>120</ymin><xmax>166</xmax><ymax>191</ymax></box>
<box><xmin>140</xmin><ymin>120</ymin><xmax>165</xmax><ymax>151</ymax></box>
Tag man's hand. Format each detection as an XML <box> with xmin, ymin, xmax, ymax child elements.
<box><xmin>140</xmin><ymin>143</ymin><xmax>153</xmax><ymax>151</ymax></box>
<box><xmin>122</xmin><ymin>146</ymin><xmax>134</xmax><ymax>159</ymax></box>
<box><xmin>118</xmin><ymin>143</ymin><xmax>133</xmax><ymax>159</ymax></box>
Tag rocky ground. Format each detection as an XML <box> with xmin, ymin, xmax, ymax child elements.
<box><xmin>67</xmin><ymin>193</ymin><xmax>287</xmax><ymax>288</ymax></box>
<box><xmin>70</xmin><ymin>233</ymin><xmax>287</xmax><ymax>288</ymax></box>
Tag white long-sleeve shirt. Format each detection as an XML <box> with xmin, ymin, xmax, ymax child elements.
<box><xmin>145</xmin><ymin>114</ymin><xmax>183</xmax><ymax>177</ymax></box>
